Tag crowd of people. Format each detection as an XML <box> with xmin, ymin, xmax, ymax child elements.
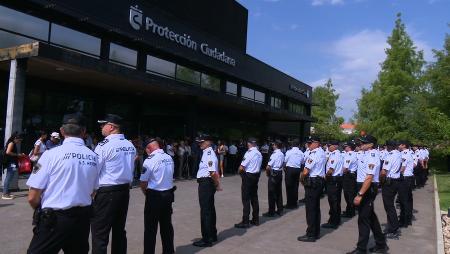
<box><xmin>0</xmin><ymin>112</ymin><xmax>431</xmax><ymax>254</ymax></box>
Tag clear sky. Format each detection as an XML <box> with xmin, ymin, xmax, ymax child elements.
<box><xmin>237</xmin><ymin>0</ymin><xmax>450</xmax><ymax>121</ymax></box>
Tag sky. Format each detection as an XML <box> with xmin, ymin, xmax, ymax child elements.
<box><xmin>236</xmin><ymin>0</ymin><xmax>450</xmax><ymax>121</ymax></box>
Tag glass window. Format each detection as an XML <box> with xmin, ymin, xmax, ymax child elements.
<box><xmin>50</xmin><ymin>24</ymin><xmax>101</xmax><ymax>56</ymax></box>
<box><xmin>0</xmin><ymin>30</ymin><xmax>34</xmax><ymax>49</ymax></box>
<box><xmin>109</xmin><ymin>43</ymin><xmax>137</xmax><ymax>67</ymax></box>
<box><xmin>226</xmin><ymin>81</ymin><xmax>237</xmax><ymax>95</ymax></box>
<box><xmin>255</xmin><ymin>91</ymin><xmax>265</xmax><ymax>103</ymax></box>
<box><xmin>146</xmin><ymin>55</ymin><xmax>176</xmax><ymax>77</ymax></box>
<box><xmin>271</xmin><ymin>97</ymin><xmax>282</xmax><ymax>109</ymax></box>
<box><xmin>176</xmin><ymin>65</ymin><xmax>200</xmax><ymax>85</ymax></box>
<box><xmin>0</xmin><ymin>5</ymin><xmax>49</xmax><ymax>41</ymax></box>
<box><xmin>289</xmin><ymin>103</ymin><xmax>305</xmax><ymax>114</ymax></box>
<box><xmin>201</xmin><ymin>73</ymin><xmax>220</xmax><ymax>91</ymax></box>
<box><xmin>241</xmin><ymin>86</ymin><xmax>254</xmax><ymax>100</ymax></box>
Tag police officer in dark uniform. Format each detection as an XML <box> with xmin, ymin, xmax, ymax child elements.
<box><xmin>298</xmin><ymin>137</ymin><xmax>326</xmax><ymax>242</ymax></box>
<box><xmin>91</xmin><ymin>114</ymin><xmax>136</xmax><ymax>254</ymax></box>
<box><xmin>140</xmin><ymin>138</ymin><xmax>175</xmax><ymax>254</ymax></box>
<box><xmin>347</xmin><ymin>135</ymin><xmax>388</xmax><ymax>254</ymax></box>
<box><xmin>26</xmin><ymin>114</ymin><xmax>100</xmax><ymax>254</ymax></box>
<box><xmin>264</xmin><ymin>140</ymin><xmax>285</xmax><ymax>217</ymax></box>
<box><xmin>235</xmin><ymin>137</ymin><xmax>263</xmax><ymax>228</ymax></box>
<box><xmin>380</xmin><ymin>140</ymin><xmax>402</xmax><ymax>239</ymax></box>
<box><xmin>193</xmin><ymin>135</ymin><xmax>222</xmax><ymax>247</ymax></box>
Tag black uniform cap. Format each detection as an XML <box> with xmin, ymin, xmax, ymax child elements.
<box><xmin>195</xmin><ymin>134</ymin><xmax>213</xmax><ymax>143</ymax></box>
<box><xmin>308</xmin><ymin>136</ymin><xmax>321</xmax><ymax>143</ymax></box>
<box><xmin>98</xmin><ymin>114</ymin><xmax>123</xmax><ymax>126</ymax></box>
<box><xmin>62</xmin><ymin>113</ymin><xmax>86</xmax><ymax>127</ymax></box>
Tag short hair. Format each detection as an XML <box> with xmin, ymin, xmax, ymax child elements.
<box><xmin>62</xmin><ymin>123</ymin><xmax>84</xmax><ymax>137</ymax></box>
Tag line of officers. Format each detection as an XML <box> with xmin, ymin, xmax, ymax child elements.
<box><xmin>23</xmin><ymin>112</ymin><xmax>430</xmax><ymax>254</ymax></box>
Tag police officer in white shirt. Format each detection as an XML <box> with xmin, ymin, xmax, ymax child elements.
<box><xmin>398</xmin><ymin>140</ymin><xmax>415</xmax><ymax>228</ymax></box>
<box><xmin>299</xmin><ymin>140</ymin><xmax>312</xmax><ymax>204</ymax></box>
<box><xmin>27</xmin><ymin>114</ymin><xmax>100</xmax><ymax>254</ymax></box>
<box><xmin>342</xmin><ymin>142</ymin><xmax>358</xmax><ymax>218</ymax></box>
<box><xmin>263</xmin><ymin>140</ymin><xmax>285</xmax><ymax>217</ymax></box>
<box><xmin>412</xmin><ymin>144</ymin><xmax>425</xmax><ymax>188</ymax></box>
<box><xmin>323</xmin><ymin>141</ymin><xmax>344</xmax><ymax>229</ymax></box>
<box><xmin>91</xmin><ymin>114</ymin><xmax>136</xmax><ymax>254</ymax></box>
<box><xmin>347</xmin><ymin>135</ymin><xmax>387</xmax><ymax>254</ymax></box>
<box><xmin>235</xmin><ymin>137</ymin><xmax>263</xmax><ymax>228</ymax></box>
<box><xmin>193</xmin><ymin>135</ymin><xmax>221</xmax><ymax>247</ymax></box>
<box><xmin>380</xmin><ymin>141</ymin><xmax>403</xmax><ymax>239</ymax></box>
<box><xmin>140</xmin><ymin>137</ymin><xmax>175</xmax><ymax>254</ymax></box>
<box><xmin>298</xmin><ymin>137</ymin><xmax>326</xmax><ymax>242</ymax></box>
<box><xmin>284</xmin><ymin>139</ymin><xmax>304</xmax><ymax>209</ymax></box>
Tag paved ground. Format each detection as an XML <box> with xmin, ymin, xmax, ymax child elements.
<box><xmin>0</xmin><ymin>174</ymin><xmax>437</xmax><ymax>254</ymax></box>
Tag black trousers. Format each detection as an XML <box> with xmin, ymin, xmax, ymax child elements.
<box><xmin>268</xmin><ymin>171</ymin><xmax>283</xmax><ymax>214</ymax></box>
<box><xmin>399</xmin><ymin>176</ymin><xmax>414</xmax><ymax>224</ymax></box>
<box><xmin>28</xmin><ymin>206</ymin><xmax>91</xmax><ymax>254</ymax></box>
<box><xmin>342</xmin><ymin>172</ymin><xmax>357</xmax><ymax>215</ymax></box>
<box><xmin>305</xmin><ymin>178</ymin><xmax>324</xmax><ymax>238</ymax></box>
<box><xmin>356</xmin><ymin>183</ymin><xmax>386</xmax><ymax>251</ymax></box>
<box><xmin>144</xmin><ymin>189</ymin><xmax>175</xmax><ymax>254</ymax></box>
<box><xmin>198</xmin><ymin>178</ymin><xmax>217</xmax><ymax>242</ymax></box>
<box><xmin>91</xmin><ymin>185</ymin><xmax>130</xmax><ymax>254</ymax></box>
<box><xmin>285</xmin><ymin>167</ymin><xmax>301</xmax><ymax>207</ymax></box>
<box><xmin>381</xmin><ymin>179</ymin><xmax>401</xmax><ymax>232</ymax></box>
<box><xmin>228</xmin><ymin>154</ymin><xmax>237</xmax><ymax>174</ymax></box>
<box><xmin>241</xmin><ymin>172</ymin><xmax>260</xmax><ymax>222</ymax></box>
<box><xmin>326</xmin><ymin>176</ymin><xmax>342</xmax><ymax>225</ymax></box>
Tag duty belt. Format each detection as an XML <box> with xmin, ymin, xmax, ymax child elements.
<box><xmin>97</xmin><ymin>183</ymin><xmax>130</xmax><ymax>193</ymax></box>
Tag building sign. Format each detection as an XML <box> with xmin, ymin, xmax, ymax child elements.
<box><xmin>289</xmin><ymin>84</ymin><xmax>309</xmax><ymax>98</ymax></box>
<box><xmin>129</xmin><ymin>5</ymin><xmax>236</xmax><ymax>67</ymax></box>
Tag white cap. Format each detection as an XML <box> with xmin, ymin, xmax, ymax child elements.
<box><xmin>51</xmin><ymin>132</ymin><xmax>60</xmax><ymax>139</ymax></box>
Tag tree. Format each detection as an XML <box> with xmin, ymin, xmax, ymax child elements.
<box><xmin>356</xmin><ymin>13</ymin><xmax>425</xmax><ymax>144</ymax></box>
<box><xmin>311</xmin><ymin>79</ymin><xmax>345</xmax><ymax>141</ymax></box>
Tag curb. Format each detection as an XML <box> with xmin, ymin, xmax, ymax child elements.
<box><xmin>434</xmin><ymin>174</ymin><xmax>445</xmax><ymax>254</ymax></box>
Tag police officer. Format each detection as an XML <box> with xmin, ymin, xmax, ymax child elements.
<box><xmin>193</xmin><ymin>135</ymin><xmax>222</xmax><ymax>247</ymax></box>
<box><xmin>380</xmin><ymin>140</ymin><xmax>402</xmax><ymax>239</ymax></box>
<box><xmin>91</xmin><ymin>114</ymin><xmax>136</xmax><ymax>254</ymax></box>
<box><xmin>342</xmin><ymin>142</ymin><xmax>358</xmax><ymax>218</ymax></box>
<box><xmin>298</xmin><ymin>137</ymin><xmax>326</xmax><ymax>242</ymax></box>
<box><xmin>26</xmin><ymin>114</ymin><xmax>100</xmax><ymax>254</ymax></box>
<box><xmin>235</xmin><ymin>137</ymin><xmax>263</xmax><ymax>228</ymax></box>
<box><xmin>140</xmin><ymin>137</ymin><xmax>175</xmax><ymax>254</ymax></box>
<box><xmin>323</xmin><ymin>141</ymin><xmax>344</xmax><ymax>229</ymax></box>
<box><xmin>284</xmin><ymin>139</ymin><xmax>304</xmax><ymax>209</ymax></box>
<box><xmin>264</xmin><ymin>140</ymin><xmax>285</xmax><ymax>217</ymax></box>
<box><xmin>347</xmin><ymin>135</ymin><xmax>388</xmax><ymax>254</ymax></box>
<box><xmin>299</xmin><ymin>140</ymin><xmax>312</xmax><ymax>204</ymax></box>
<box><xmin>399</xmin><ymin>140</ymin><xmax>415</xmax><ymax>228</ymax></box>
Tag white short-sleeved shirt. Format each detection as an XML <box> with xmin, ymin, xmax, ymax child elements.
<box><xmin>140</xmin><ymin>149</ymin><xmax>174</xmax><ymax>191</ymax></box>
<box><xmin>197</xmin><ymin>147</ymin><xmax>218</xmax><ymax>178</ymax></box>
<box><xmin>284</xmin><ymin>147</ymin><xmax>304</xmax><ymax>168</ymax></box>
<box><xmin>424</xmin><ymin>149</ymin><xmax>430</xmax><ymax>160</ymax></box>
<box><xmin>268</xmin><ymin>149</ymin><xmax>285</xmax><ymax>171</ymax></box>
<box><xmin>34</xmin><ymin>139</ymin><xmax>47</xmax><ymax>155</ymax></box>
<box><xmin>379</xmin><ymin>149</ymin><xmax>388</xmax><ymax>161</ymax></box>
<box><xmin>343</xmin><ymin>151</ymin><xmax>358</xmax><ymax>173</ymax></box>
<box><xmin>357</xmin><ymin>149</ymin><xmax>380</xmax><ymax>183</ymax></box>
<box><xmin>26</xmin><ymin>137</ymin><xmax>100</xmax><ymax>210</ymax></box>
<box><xmin>383</xmin><ymin>150</ymin><xmax>402</xmax><ymax>179</ymax></box>
<box><xmin>327</xmin><ymin>150</ymin><xmax>344</xmax><ymax>176</ymax></box>
<box><xmin>240</xmin><ymin>147</ymin><xmax>262</xmax><ymax>173</ymax></box>
<box><xmin>228</xmin><ymin>145</ymin><xmax>238</xmax><ymax>155</ymax></box>
<box><xmin>413</xmin><ymin>149</ymin><xmax>421</xmax><ymax>166</ymax></box>
<box><xmin>305</xmin><ymin>147</ymin><xmax>326</xmax><ymax>177</ymax></box>
<box><xmin>401</xmin><ymin>149</ymin><xmax>414</xmax><ymax>176</ymax></box>
<box><xmin>94</xmin><ymin>134</ymin><xmax>136</xmax><ymax>187</ymax></box>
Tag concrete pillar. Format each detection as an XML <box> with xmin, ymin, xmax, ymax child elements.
<box><xmin>2</xmin><ymin>59</ymin><xmax>27</xmax><ymax>191</ymax></box>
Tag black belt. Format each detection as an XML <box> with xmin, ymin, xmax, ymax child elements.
<box><xmin>43</xmin><ymin>205</ymin><xmax>91</xmax><ymax>215</ymax></box>
<box><xmin>245</xmin><ymin>172</ymin><xmax>260</xmax><ymax>176</ymax></box>
<box><xmin>146</xmin><ymin>187</ymin><xmax>176</xmax><ymax>194</ymax></box>
<box><xmin>403</xmin><ymin>176</ymin><xmax>414</xmax><ymax>179</ymax></box>
<box><xmin>97</xmin><ymin>183</ymin><xmax>130</xmax><ymax>193</ymax></box>
<box><xmin>286</xmin><ymin>166</ymin><xmax>301</xmax><ymax>169</ymax></box>
<box><xmin>197</xmin><ymin>177</ymin><xmax>213</xmax><ymax>183</ymax></box>
<box><xmin>309</xmin><ymin>176</ymin><xmax>323</xmax><ymax>182</ymax></box>
<box><xmin>387</xmin><ymin>177</ymin><xmax>401</xmax><ymax>181</ymax></box>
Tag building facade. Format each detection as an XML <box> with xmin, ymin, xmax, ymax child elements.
<box><xmin>0</xmin><ymin>0</ymin><xmax>312</xmax><ymax>146</ymax></box>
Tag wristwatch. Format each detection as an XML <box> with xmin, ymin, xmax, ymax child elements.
<box><xmin>357</xmin><ymin>192</ymin><xmax>363</xmax><ymax>197</ymax></box>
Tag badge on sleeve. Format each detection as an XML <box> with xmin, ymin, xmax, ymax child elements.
<box><xmin>32</xmin><ymin>163</ymin><xmax>42</xmax><ymax>174</ymax></box>
<box><xmin>331</xmin><ymin>160</ymin><xmax>334</xmax><ymax>164</ymax></box>
<box><xmin>208</xmin><ymin>161</ymin><xmax>213</xmax><ymax>167</ymax></box>
<box><xmin>346</xmin><ymin>160</ymin><xmax>350</xmax><ymax>163</ymax></box>
<box><xmin>207</xmin><ymin>151</ymin><xmax>211</xmax><ymax>155</ymax></box>
<box><xmin>385</xmin><ymin>161</ymin><xmax>389</xmax><ymax>165</ymax></box>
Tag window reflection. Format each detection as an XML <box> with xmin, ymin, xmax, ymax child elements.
<box><xmin>255</xmin><ymin>91</ymin><xmax>265</xmax><ymax>103</ymax></box>
<box><xmin>176</xmin><ymin>65</ymin><xmax>200</xmax><ymax>85</ymax></box>
<box><xmin>0</xmin><ymin>30</ymin><xmax>34</xmax><ymax>49</ymax></box>
<box><xmin>109</xmin><ymin>43</ymin><xmax>137</xmax><ymax>67</ymax></box>
<box><xmin>201</xmin><ymin>73</ymin><xmax>220</xmax><ymax>91</ymax></box>
<box><xmin>50</xmin><ymin>24</ymin><xmax>100</xmax><ymax>56</ymax></box>
<box><xmin>147</xmin><ymin>55</ymin><xmax>176</xmax><ymax>77</ymax></box>
<box><xmin>241</xmin><ymin>86</ymin><xmax>254</xmax><ymax>100</ymax></box>
<box><xmin>0</xmin><ymin>5</ymin><xmax>49</xmax><ymax>41</ymax></box>
<box><xmin>226</xmin><ymin>81</ymin><xmax>237</xmax><ymax>96</ymax></box>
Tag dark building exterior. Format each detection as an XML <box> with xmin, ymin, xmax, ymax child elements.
<box><xmin>0</xmin><ymin>0</ymin><xmax>312</xmax><ymax>146</ymax></box>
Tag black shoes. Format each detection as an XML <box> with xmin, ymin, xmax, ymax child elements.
<box><xmin>297</xmin><ymin>235</ymin><xmax>318</xmax><ymax>242</ymax></box>
<box><xmin>346</xmin><ymin>249</ymin><xmax>366</xmax><ymax>254</ymax></box>
<box><xmin>250</xmin><ymin>218</ymin><xmax>260</xmax><ymax>226</ymax></box>
<box><xmin>298</xmin><ymin>198</ymin><xmax>306</xmax><ymax>203</ymax></box>
<box><xmin>384</xmin><ymin>230</ymin><xmax>401</xmax><ymax>239</ymax></box>
<box><xmin>234</xmin><ymin>221</ymin><xmax>250</xmax><ymax>228</ymax></box>
<box><xmin>276</xmin><ymin>210</ymin><xmax>284</xmax><ymax>216</ymax></box>
<box><xmin>369</xmin><ymin>245</ymin><xmax>389</xmax><ymax>253</ymax></box>
<box><xmin>263</xmin><ymin>212</ymin><xmax>276</xmax><ymax>217</ymax></box>
<box><xmin>284</xmin><ymin>204</ymin><xmax>298</xmax><ymax>209</ymax></box>
<box><xmin>342</xmin><ymin>211</ymin><xmax>355</xmax><ymax>218</ymax></box>
<box><xmin>193</xmin><ymin>240</ymin><xmax>212</xmax><ymax>247</ymax></box>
